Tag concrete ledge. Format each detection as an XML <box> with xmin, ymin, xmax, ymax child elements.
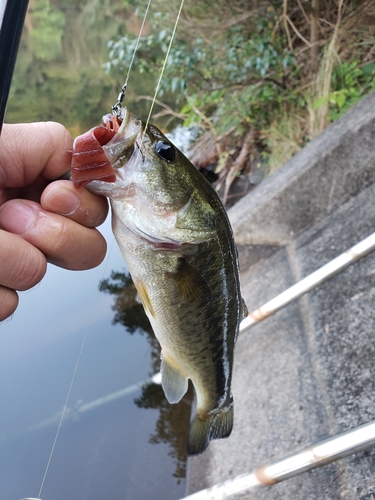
<box><xmin>229</xmin><ymin>90</ymin><xmax>375</xmax><ymax>253</ymax></box>
<box><xmin>186</xmin><ymin>91</ymin><xmax>375</xmax><ymax>499</ymax></box>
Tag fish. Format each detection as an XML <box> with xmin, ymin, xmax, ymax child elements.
<box><xmin>71</xmin><ymin>106</ymin><xmax>247</xmax><ymax>455</ymax></box>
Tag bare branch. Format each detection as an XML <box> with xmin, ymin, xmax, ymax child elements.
<box><xmin>286</xmin><ymin>15</ymin><xmax>312</xmax><ymax>47</ymax></box>
<box><xmin>283</xmin><ymin>0</ymin><xmax>294</xmax><ymax>52</ymax></box>
<box><xmin>136</xmin><ymin>95</ymin><xmax>186</xmax><ymax>120</ymax></box>
<box><xmin>222</xmin><ymin>130</ymin><xmax>254</xmax><ymax>205</ymax></box>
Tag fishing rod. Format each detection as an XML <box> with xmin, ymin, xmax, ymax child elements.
<box><xmin>240</xmin><ymin>230</ymin><xmax>375</xmax><ymax>332</ymax></box>
<box><xmin>181</xmin><ymin>231</ymin><xmax>375</xmax><ymax>499</ymax></box>
<box><xmin>183</xmin><ymin>420</ymin><xmax>375</xmax><ymax>499</ymax></box>
<box><xmin>20</xmin><ymin>229</ymin><xmax>375</xmax><ymax>500</ymax></box>
<box><xmin>0</xmin><ymin>0</ymin><xmax>29</xmax><ymax>134</ymax></box>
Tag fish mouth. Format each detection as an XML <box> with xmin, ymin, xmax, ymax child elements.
<box><xmin>103</xmin><ymin>108</ymin><xmax>143</xmax><ymax>169</ymax></box>
<box><xmin>71</xmin><ymin>106</ymin><xmax>142</xmax><ymax>188</ymax></box>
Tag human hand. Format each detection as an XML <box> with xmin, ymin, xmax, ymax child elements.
<box><xmin>0</xmin><ymin>122</ymin><xmax>109</xmax><ymax>321</ymax></box>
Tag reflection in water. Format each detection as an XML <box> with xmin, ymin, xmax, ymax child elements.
<box><xmin>100</xmin><ymin>270</ymin><xmax>152</xmax><ymax>332</ymax></box>
<box><xmin>100</xmin><ymin>269</ymin><xmax>192</xmax><ymax>481</ymax></box>
<box><xmin>6</xmin><ymin>0</ymin><xmax>157</xmax><ymax>132</ymax></box>
<box><xmin>0</xmin><ymin>236</ymin><xmax>187</xmax><ymax>500</ymax></box>
<box><xmin>135</xmin><ymin>383</ymin><xmax>193</xmax><ymax>482</ymax></box>
<box><xmin>5</xmin><ymin>373</ymin><xmax>164</xmax><ymax>442</ymax></box>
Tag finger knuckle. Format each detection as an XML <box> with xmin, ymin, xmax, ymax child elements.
<box><xmin>15</xmin><ymin>247</ymin><xmax>47</xmax><ymax>290</ymax></box>
<box><xmin>47</xmin><ymin>219</ymin><xmax>73</xmax><ymax>264</ymax></box>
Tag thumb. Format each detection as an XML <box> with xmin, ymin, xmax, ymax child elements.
<box><xmin>0</xmin><ymin>122</ymin><xmax>73</xmax><ymax>188</ymax></box>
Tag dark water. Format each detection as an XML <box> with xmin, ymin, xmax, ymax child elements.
<box><xmin>1</xmin><ymin>2</ymin><xmax>192</xmax><ymax>498</ymax></box>
<box><xmin>0</xmin><ymin>218</ymin><xmax>191</xmax><ymax>500</ymax></box>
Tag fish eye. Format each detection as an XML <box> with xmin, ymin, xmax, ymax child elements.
<box><xmin>155</xmin><ymin>141</ymin><xmax>176</xmax><ymax>162</ymax></box>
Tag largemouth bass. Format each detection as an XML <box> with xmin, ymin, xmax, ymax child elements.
<box><xmin>71</xmin><ymin>107</ymin><xmax>247</xmax><ymax>455</ymax></box>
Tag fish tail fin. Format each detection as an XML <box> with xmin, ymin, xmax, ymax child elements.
<box><xmin>187</xmin><ymin>403</ymin><xmax>234</xmax><ymax>456</ymax></box>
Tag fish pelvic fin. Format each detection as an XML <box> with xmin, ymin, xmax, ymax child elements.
<box><xmin>133</xmin><ymin>279</ymin><xmax>155</xmax><ymax>318</ymax></box>
<box><xmin>161</xmin><ymin>352</ymin><xmax>189</xmax><ymax>404</ymax></box>
<box><xmin>187</xmin><ymin>402</ymin><xmax>234</xmax><ymax>456</ymax></box>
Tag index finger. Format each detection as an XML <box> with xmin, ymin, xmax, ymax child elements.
<box><xmin>0</xmin><ymin>122</ymin><xmax>73</xmax><ymax>188</ymax></box>
<box><xmin>41</xmin><ymin>179</ymin><xmax>109</xmax><ymax>228</ymax></box>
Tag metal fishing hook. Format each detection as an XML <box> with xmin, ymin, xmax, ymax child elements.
<box><xmin>112</xmin><ymin>82</ymin><xmax>127</xmax><ymax>117</ymax></box>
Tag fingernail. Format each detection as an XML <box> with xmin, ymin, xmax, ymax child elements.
<box><xmin>44</xmin><ymin>188</ymin><xmax>80</xmax><ymax>216</ymax></box>
<box><xmin>0</xmin><ymin>202</ymin><xmax>35</xmax><ymax>234</ymax></box>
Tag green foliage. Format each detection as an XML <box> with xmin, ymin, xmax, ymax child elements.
<box><xmin>106</xmin><ymin>1</ymin><xmax>375</xmax><ymax>179</ymax></box>
<box><xmin>106</xmin><ymin>9</ymin><xmax>297</xmax><ymax>143</ymax></box>
<box><xmin>6</xmin><ymin>0</ymin><xmax>146</xmax><ymax>132</ymax></box>
<box><xmin>313</xmin><ymin>60</ymin><xmax>375</xmax><ymax>121</ymax></box>
<box><xmin>29</xmin><ymin>0</ymin><xmax>66</xmax><ymax>62</ymax></box>
<box><xmin>7</xmin><ymin>0</ymin><xmax>375</xmax><ymax>178</ymax></box>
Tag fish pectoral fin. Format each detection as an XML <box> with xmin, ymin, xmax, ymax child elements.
<box><xmin>187</xmin><ymin>403</ymin><xmax>234</xmax><ymax>456</ymax></box>
<box><xmin>166</xmin><ymin>258</ymin><xmax>212</xmax><ymax>304</ymax></box>
<box><xmin>160</xmin><ymin>353</ymin><xmax>189</xmax><ymax>404</ymax></box>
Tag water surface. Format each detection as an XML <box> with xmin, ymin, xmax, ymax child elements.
<box><xmin>0</xmin><ymin>217</ymin><xmax>190</xmax><ymax>500</ymax></box>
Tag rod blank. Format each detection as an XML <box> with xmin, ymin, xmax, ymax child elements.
<box><xmin>183</xmin><ymin>232</ymin><xmax>375</xmax><ymax>499</ymax></box>
<box><xmin>183</xmin><ymin>420</ymin><xmax>375</xmax><ymax>499</ymax></box>
<box><xmin>240</xmin><ymin>231</ymin><xmax>375</xmax><ymax>332</ymax></box>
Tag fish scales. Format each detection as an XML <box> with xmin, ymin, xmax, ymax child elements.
<box><xmin>71</xmin><ymin>107</ymin><xmax>247</xmax><ymax>455</ymax></box>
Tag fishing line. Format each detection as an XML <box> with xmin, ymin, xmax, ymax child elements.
<box><xmin>112</xmin><ymin>0</ymin><xmax>152</xmax><ymax>115</ymax></box>
<box><xmin>142</xmin><ymin>0</ymin><xmax>185</xmax><ymax>133</ymax></box>
<box><xmin>37</xmin><ymin>0</ymin><xmax>185</xmax><ymax>496</ymax></box>
<box><xmin>36</xmin><ymin>3</ymin><xmax>154</xmax><ymax>494</ymax></box>
<box><xmin>124</xmin><ymin>0</ymin><xmax>152</xmax><ymax>86</ymax></box>
<box><xmin>126</xmin><ymin>0</ymin><xmax>186</xmax><ymax>196</ymax></box>
<box><xmin>36</xmin><ymin>1</ymin><xmax>159</xmax><ymax>493</ymax></box>
<box><xmin>37</xmin><ymin>239</ymin><xmax>115</xmax><ymax>498</ymax></box>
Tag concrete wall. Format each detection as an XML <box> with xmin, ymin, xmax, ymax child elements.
<box><xmin>186</xmin><ymin>90</ymin><xmax>375</xmax><ymax>499</ymax></box>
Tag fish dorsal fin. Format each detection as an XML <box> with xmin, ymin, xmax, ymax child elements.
<box><xmin>160</xmin><ymin>352</ymin><xmax>189</xmax><ymax>404</ymax></box>
<box><xmin>166</xmin><ymin>258</ymin><xmax>212</xmax><ymax>304</ymax></box>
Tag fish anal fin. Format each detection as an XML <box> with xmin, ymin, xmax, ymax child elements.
<box><xmin>133</xmin><ymin>279</ymin><xmax>155</xmax><ymax>318</ymax></box>
<box><xmin>161</xmin><ymin>353</ymin><xmax>189</xmax><ymax>404</ymax></box>
<box><xmin>187</xmin><ymin>403</ymin><xmax>234</xmax><ymax>456</ymax></box>
<box><xmin>166</xmin><ymin>258</ymin><xmax>211</xmax><ymax>304</ymax></box>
